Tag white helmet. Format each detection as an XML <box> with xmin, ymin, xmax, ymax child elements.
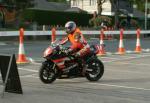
<box><xmin>65</xmin><ymin>21</ymin><xmax>76</xmax><ymax>34</ymax></box>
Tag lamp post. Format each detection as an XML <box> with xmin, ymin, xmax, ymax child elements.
<box><xmin>145</xmin><ymin>0</ymin><xmax>148</xmax><ymax>30</ymax></box>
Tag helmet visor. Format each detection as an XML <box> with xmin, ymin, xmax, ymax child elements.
<box><xmin>65</xmin><ymin>27</ymin><xmax>71</xmax><ymax>34</ymax></box>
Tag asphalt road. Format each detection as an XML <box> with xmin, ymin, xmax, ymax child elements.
<box><xmin>0</xmin><ymin>39</ymin><xmax>150</xmax><ymax>103</ymax></box>
<box><xmin>0</xmin><ymin>38</ymin><xmax>150</xmax><ymax>59</ymax></box>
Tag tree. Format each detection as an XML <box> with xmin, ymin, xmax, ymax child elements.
<box><xmin>97</xmin><ymin>0</ymin><xmax>106</xmax><ymax>15</ymax></box>
<box><xmin>109</xmin><ymin>0</ymin><xmax>146</xmax><ymax>29</ymax></box>
<box><xmin>109</xmin><ymin>0</ymin><xmax>120</xmax><ymax>29</ymax></box>
<box><xmin>89</xmin><ymin>14</ymin><xmax>112</xmax><ymax>29</ymax></box>
<box><xmin>3</xmin><ymin>0</ymin><xmax>34</xmax><ymax>10</ymax></box>
<box><xmin>47</xmin><ymin>0</ymin><xmax>67</xmax><ymax>3</ymax></box>
<box><xmin>89</xmin><ymin>0</ymin><xmax>111</xmax><ymax>28</ymax></box>
<box><xmin>129</xmin><ymin>0</ymin><xmax>145</xmax><ymax>12</ymax></box>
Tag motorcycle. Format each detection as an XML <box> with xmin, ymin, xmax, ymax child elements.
<box><xmin>39</xmin><ymin>40</ymin><xmax>104</xmax><ymax>84</ymax></box>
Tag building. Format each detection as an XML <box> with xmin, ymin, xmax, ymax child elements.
<box><xmin>146</xmin><ymin>1</ymin><xmax>150</xmax><ymax>18</ymax></box>
<box><xmin>70</xmin><ymin>0</ymin><xmax>133</xmax><ymax>16</ymax></box>
<box><xmin>70</xmin><ymin>0</ymin><xmax>150</xmax><ymax>17</ymax></box>
<box><xmin>71</xmin><ymin>0</ymin><xmax>112</xmax><ymax>15</ymax></box>
<box><xmin>32</xmin><ymin>0</ymin><xmax>70</xmax><ymax>11</ymax></box>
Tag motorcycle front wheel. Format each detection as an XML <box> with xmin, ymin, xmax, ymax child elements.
<box><xmin>39</xmin><ymin>62</ymin><xmax>57</xmax><ymax>84</ymax></box>
<box><xmin>85</xmin><ymin>58</ymin><xmax>104</xmax><ymax>81</ymax></box>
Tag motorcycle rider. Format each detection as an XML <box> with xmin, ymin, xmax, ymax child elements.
<box><xmin>60</xmin><ymin>21</ymin><xmax>90</xmax><ymax>60</ymax></box>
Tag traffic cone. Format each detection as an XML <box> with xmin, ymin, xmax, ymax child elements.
<box><xmin>97</xmin><ymin>29</ymin><xmax>106</xmax><ymax>56</ymax></box>
<box><xmin>17</xmin><ymin>28</ymin><xmax>29</xmax><ymax>64</ymax></box>
<box><xmin>107</xmin><ymin>27</ymin><xmax>113</xmax><ymax>40</ymax></box>
<box><xmin>108</xmin><ymin>34</ymin><xmax>112</xmax><ymax>40</ymax></box>
<box><xmin>117</xmin><ymin>29</ymin><xmax>125</xmax><ymax>54</ymax></box>
<box><xmin>135</xmin><ymin>29</ymin><xmax>142</xmax><ymax>53</ymax></box>
<box><xmin>51</xmin><ymin>27</ymin><xmax>56</xmax><ymax>44</ymax></box>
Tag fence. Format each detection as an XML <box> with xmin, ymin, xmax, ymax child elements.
<box><xmin>0</xmin><ymin>29</ymin><xmax>150</xmax><ymax>36</ymax></box>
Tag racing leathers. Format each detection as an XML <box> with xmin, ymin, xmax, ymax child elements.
<box><xmin>60</xmin><ymin>28</ymin><xmax>90</xmax><ymax>58</ymax></box>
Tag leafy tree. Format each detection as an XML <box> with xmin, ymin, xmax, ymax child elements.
<box><xmin>89</xmin><ymin>13</ymin><xmax>112</xmax><ymax>28</ymax></box>
<box><xmin>109</xmin><ymin>0</ymin><xmax>120</xmax><ymax>29</ymax></box>
<box><xmin>97</xmin><ymin>0</ymin><xmax>106</xmax><ymax>15</ymax></box>
<box><xmin>89</xmin><ymin>0</ymin><xmax>112</xmax><ymax>28</ymax></box>
<box><xmin>129</xmin><ymin>0</ymin><xmax>145</xmax><ymax>12</ymax></box>
<box><xmin>119</xmin><ymin>18</ymin><xmax>139</xmax><ymax>29</ymax></box>
<box><xmin>109</xmin><ymin>0</ymin><xmax>146</xmax><ymax>29</ymax></box>
<box><xmin>3</xmin><ymin>0</ymin><xmax>34</xmax><ymax>10</ymax></box>
<box><xmin>47</xmin><ymin>0</ymin><xmax>67</xmax><ymax>3</ymax></box>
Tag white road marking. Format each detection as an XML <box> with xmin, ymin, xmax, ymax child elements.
<box><xmin>0</xmin><ymin>48</ymin><xmax>16</xmax><ymax>50</ymax></box>
<box><xmin>103</xmin><ymin>54</ymin><xmax>150</xmax><ymax>63</ymax></box>
<box><xmin>0</xmin><ymin>42</ymin><xmax>7</xmax><ymax>45</ymax></box>
<box><xmin>88</xmin><ymin>83</ymin><xmax>150</xmax><ymax>91</ymax></box>
<box><xmin>114</xmin><ymin>62</ymin><xmax>150</xmax><ymax>66</ymax></box>
<box><xmin>22</xmin><ymin>76</ymin><xmax>150</xmax><ymax>91</ymax></box>
<box><xmin>2</xmin><ymin>74</ymin><xmax>150</xmax><ymax>91</ymax></box>
<box><xmin>4</xmin><ymin>52</ymin><xmax>150</xmax><ymax>92</ymax></box>
<box><xmin>142</xmin><ymin>48</ymin><xmax>150</xmax><ymax>52</ymax></box>
<box><xmin>107</xmin><ymin>69</ymin><xmax>150</xmax><ymax>75</ymax></box>
<box><xmin>27</xmin><ymin>57</ymin><xmax>42</xmax><ymax>65</ymax></box>
<box><xmin>20</xmin><ymin>73</ymin><xmax>37</xmax><ymax>78</ymax></box>
<box><xmin>31</xmin><ymin>62</ymin><xmax>41</xmax><ymax>65</ymax></box>
<box><xmin>100</xmin><ymin>57</ymin><xmax>119</xmax><ymax>60</ymax></box>
<box><xmin>18</xmin><ymin>67</ymin><xmax>38</xmax><ymax>73</ymax></box>
<box><xmin>27</xmin><ymin>53</ymin><xmax>150</xmax><ymax>64</ymax></box>
<box><xmin>25</xmin><ymin>75</ymin><xmax>39</xmax><ymax>78</ymax></box>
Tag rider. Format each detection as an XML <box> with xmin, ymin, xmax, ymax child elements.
<box><xmin>60</xmin><ymin>21</ymin><xmax>90</xmax><ymax>59</ymax></box>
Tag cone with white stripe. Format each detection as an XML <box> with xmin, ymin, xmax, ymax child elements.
<box><xmin>118</xmin><ymin>29</ymin><xmax>125</xmax><ymax>54</ymax></box>
<box><xmin>97</xmin><ymin>29</ymin><xmax>106</xmax><ymax>56</ymax></box>
<box><xmin>17</xmin><ymin>28</ymin><xmax>29</xmax><ymax>64</ymax></box>
<box><xmin>135</xmin><ymin>29</ymin><xmax>142</xmax><ymax>53</ymax></box>
<box><xmin>51</xmin><ymin>27</ymin><xmax>56</xmax><ymax>44</ymax></box>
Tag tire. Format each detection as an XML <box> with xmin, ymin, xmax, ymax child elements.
<box><xmin>85</xmin><ymin>58</ymin><xmax>104</xmax><ymax>81</ymax></box>
<box><xmin>39</xmin><ymin>62</ymin><xmax>57</xmax><ymax>84</ymax></box>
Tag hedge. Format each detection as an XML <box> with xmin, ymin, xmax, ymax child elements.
<box><xmin>21</xmin><ymin>9</ymin><xmax>93</xmax><ymax>26</ymax></box>
<box><xmin>21</xmin><ymin>9</ymin><xmax>150</xmax><ymax>29</ymax></box>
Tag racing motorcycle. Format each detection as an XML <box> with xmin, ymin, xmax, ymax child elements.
<box><xmin>39</xmin><ymin>40</ymin><xmax>104</xmax><ymax>84</ymax></box>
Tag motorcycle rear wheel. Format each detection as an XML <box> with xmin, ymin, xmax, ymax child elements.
<box><xmin>85</xmin><ymin>58</ymin><xmax>104</xmax><ymax>81</ymax></box>
<box><xmin>39</xmin><ymin>62</ymin><xmax>57</xmax><ymax>84</ymax></box>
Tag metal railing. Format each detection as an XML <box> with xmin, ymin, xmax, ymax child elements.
<box><xmin>0</xmin><ymin>30</ymin><xmax>150</xmax><ymax>37</ymax></box>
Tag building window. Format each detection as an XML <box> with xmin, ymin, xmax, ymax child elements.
<box><xmin>72</xmin><ymin>0</ymin><xmax>79</xmax><ymax>6</ymax></box>
<box><xmin>90</xmin><ymin>0</ymin><xmax>96</xmax><ymax>6</ymax></box>
<box><xmin>72</xmin><ymin>0</ymin><xmax>77</xmax><ymax>6</ymax></box>
<box><xmin>77</xmin><ymin>0</ymin><xmax>79</xmax><ymax>6</ymax></box>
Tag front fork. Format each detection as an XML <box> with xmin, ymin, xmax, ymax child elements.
<box><xmin>84</xmin><ymin>56</ymin><xmax>98</xmax><ymax>72</ymax></box>
<box><xmin>42</xmin><ymin>60</ymin><xmax>57</xmax><ymax>73</ymax></box>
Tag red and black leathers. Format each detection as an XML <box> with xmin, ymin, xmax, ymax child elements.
<box><xmin>60</xmin><ymin>28</ymin><xmax>90</xmax><ymax>57</ymax></box>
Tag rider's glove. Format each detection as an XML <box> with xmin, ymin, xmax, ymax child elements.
<box><xmin>63</xmin><ymin>48</ymin><xmax>72</xmax><ymax>55</ymax></box>
<box><xmin>74</xmin><ymin>52</ymin><xmax>80</xmax><ymax>58</ymax></box>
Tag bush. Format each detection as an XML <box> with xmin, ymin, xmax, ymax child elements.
<box><xmin>119</xmin><ymin>18</ymin><xmax>140</xmax><ymax>29</ymax></box>
<box><xmin>21</xmin><ymin>9</ymin><xmax>93</xmax><ymax>27</ymax></box>
<box><xmin>89</xmin><ymin>15</ymin><xmax>113</xmax><ymax>28</ymax></box>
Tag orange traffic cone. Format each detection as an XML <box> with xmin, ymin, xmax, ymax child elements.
<box><xmin>97</xmin><ymin>29</ymin><xmax>106</xmax><ymax>56</ymax></box>
<box><xmin>51</xmin><ymin>27</ymin><xmax>56</xmax><ymax>44</ymax></box>
<box><xmin>107</xmin><ymin>27</ymin><xmax>113</xmax><ymax>40</ymax></box>
<box><xmin>135</xmin><ymin>29</ymin><xmax>142</xmax><ymax>53</ymax></box>
<box><xmin>17</xmin><ymin>28</ymin><xmax>29</xmax><ymax>64</ymax></box>
<box><xmin>108</xmin><ymin>34</ymin><xmax>113</xmax><ymax>40</ymax></box>
<box><xmin>118</xmin><ymin>29</ymin><xmax>125</xmax><ymax>54</ymax></box>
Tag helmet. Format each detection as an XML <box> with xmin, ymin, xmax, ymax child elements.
<box><xmin>65</xmin><ymin>21</ymin><xmax>76</xmax><ymax>34</ymax></box>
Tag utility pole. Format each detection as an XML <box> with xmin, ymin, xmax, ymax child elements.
<box><xmin>145</xmin><ymin>0</ymin><xmax>148</xmax><ymax>30</ymax></box>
